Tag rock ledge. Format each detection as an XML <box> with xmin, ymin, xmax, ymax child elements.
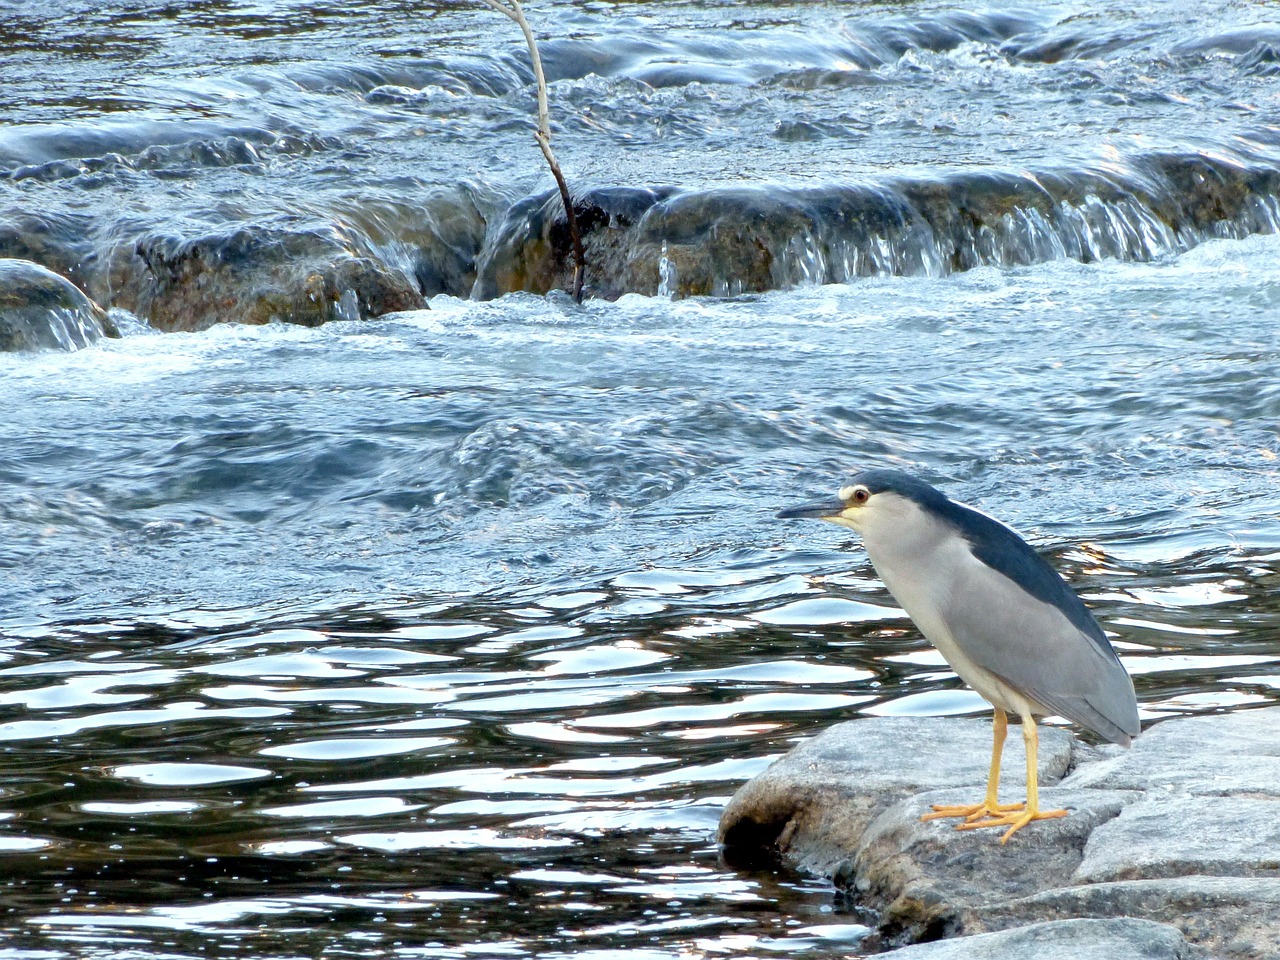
<box><xmin>719</xmin><ymin>709</ymin><xmax>1280</xmax><ymax>959</ymax></box>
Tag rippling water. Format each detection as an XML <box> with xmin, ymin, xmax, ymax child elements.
<box><xmin>3</xmin><ymin>0</ymin><xmax>1280</xmax><ymax>956</ymax></box>
<box><xmin>4</xmin><ymin>240</ymin><xmax>1280</xmax><ymax>957</ymax></box>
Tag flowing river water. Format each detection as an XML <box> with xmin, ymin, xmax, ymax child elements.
<box><xmin>2</xmin><ymin>1</ymin><xmax>1280</xmax><ymax>957</ymax></box>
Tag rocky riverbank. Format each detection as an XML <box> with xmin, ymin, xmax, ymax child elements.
<box><xmin>719</xmin><ymin>709</ymin><xmax>1280</xmax><ymax>959</ymax></box>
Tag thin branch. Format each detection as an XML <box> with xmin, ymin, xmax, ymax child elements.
<box><xmin>478</xmin><ymin>0</ymin><xmax>585</xmax><ymax>302</ymax></box>
<box><xmin>478</xmin><ymin>0</ymin><xmax>549</xmax><ymax>140</ymax></box>
<box><xmin>534</xmin><ymin>130</ymin><xmax>586</xmax><ymax>302</ymax></box>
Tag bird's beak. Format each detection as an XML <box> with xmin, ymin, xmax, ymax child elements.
<box><xmin>776</xmin><ymin>497</ymin><xmax>847</xmax><ymax>521</ymax></box>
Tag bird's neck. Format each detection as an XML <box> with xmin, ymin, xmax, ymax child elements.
<box><xmin>860</xmin><ymin>512</ymin><xmax>960</xmax><ymax>623</ymax></box>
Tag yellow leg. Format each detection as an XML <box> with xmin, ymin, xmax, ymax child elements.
<box><xmin>921</xmin><ymin>709</ymin><xmax>1025</xmax><ymax>824</ymax></box>
<box><xmin>954</xmin><ymin>714</ymin><xmax>1068</xmax><ymax>843</ymax></box>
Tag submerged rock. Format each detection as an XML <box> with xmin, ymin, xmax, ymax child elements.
<box><xmin>473</xmin><ymin>186</ymin><xmax>677</xmax><ymax>300</ymax></box>
<box><xmin>114</xmin><ymin>221</ymin><xmax>426</xmax><ymax>332</ymax></box>
<box><xmin>473</xmin><ymin>150</ymin><xmax>1280</xmax><ymax>301</ymax></box>
<box><xmin>0</xmin><ymin>190</ymin><xmax>490</xmax><ymax>333</ymax></box>
<box><xmin>719</xmin><ymin>709</ymin><xmax>1280</xmax><ymax>957</ymax></box>
<box><xmin>0</xmin><ymin>258</ymin><xmax>117</xmax><ymax>351</ymax></box>
<box><xmin>8</xmin><ymin>153</ymin><xmax>1280</xmax><ymax>320</ymax></box>
<box><xmin>0</xmin><ymin>212</ymin><xmax>100</xmax><ymax>296</ymax></box>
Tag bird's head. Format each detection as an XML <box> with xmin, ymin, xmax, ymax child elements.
<box><xmin>776</xmin><ymin>469</ymin><xmax>951</xmax><ymax>538</ymax></box>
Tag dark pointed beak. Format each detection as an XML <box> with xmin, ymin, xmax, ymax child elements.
<box><xmin>776</xmin><ymin>497</ymin><xmax>846</xmax><ymax>521</ymax></box>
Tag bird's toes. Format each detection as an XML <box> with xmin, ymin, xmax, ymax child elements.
<box><xmin>921</xmin><ymin>799</ymin><xmax>1025</xmax><ymax>823</ymax></box>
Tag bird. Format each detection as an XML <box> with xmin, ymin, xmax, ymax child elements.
<box><xmin>777</xmin><ymin>468</ymin><xmax>1139</xmax><ymax>843</ymax></box>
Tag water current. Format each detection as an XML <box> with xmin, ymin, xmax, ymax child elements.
<box><xmin>2</xmin><ymin>1</ymin><xmax>1280</xmax><ymax>957</ymax></box>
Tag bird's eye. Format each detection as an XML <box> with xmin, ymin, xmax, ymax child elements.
<box><xmin>852</xmin><ymin>487</ymin><xmax>870</xmax><ymax>504</ymax></box>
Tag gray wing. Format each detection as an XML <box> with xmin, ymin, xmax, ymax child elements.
<box><xmin>943</xmin><ymin>549</ymin><xmax>1139</xmax><ymax>745</ymax></box>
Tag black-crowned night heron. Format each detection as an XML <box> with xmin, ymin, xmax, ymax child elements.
<box><xmin>778</xmin><ymin>469</ymin><xmax>1139</xmax><ymax>842</ymax></box>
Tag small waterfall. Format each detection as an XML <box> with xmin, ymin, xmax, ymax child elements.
<box><xmin>622</xmin><ymin>150</ymin><xmax>1280</xmax><ymax>298</ymax></box>
<box><xmin>657</xmin><ymin>241</ymin><xmax>676</xmax><ymax>298</ymax></box>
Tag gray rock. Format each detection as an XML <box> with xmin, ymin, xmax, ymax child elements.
<box><xmin>0</xmin><ymin>258</ymin><xmax>116</xmax><ymax>351</ymax></box>
<box><xmin>719</xmin><ymin>709</ymin><xmax>1280</xmax><ymax>957</ymax></box>
<box><xmin>876</xmin><ymin>918</ymin><xmax>1198</xmax><ymax>960</ymax></box>
<box><xmin>986</xmin><ymin>876</ymin><xmax>1280</xmax><ymax>959</ymax></box>
<box><xmin>1026</xmin><ymin>875</ymin><xmax>1280</xmax><ymax>958</ymax></box>
<box><xmin>718</xmin><ymin>717</ymin><xmax>1075</xmax><ymax>876</ymax></box>
<box><xmin>1061</xmin><ymin>708</ymin><xmax>1280</xmax><ymax>797</ymax></box>
<box><xmin>1075</xmin><ymin>796</ymin><xmax>1280</xmax><ymax>883</ymax></box>
<box><xmin>853</xmin><ymin>788</ymin><xmax>1137</xmax><ymax>945</ymax></box>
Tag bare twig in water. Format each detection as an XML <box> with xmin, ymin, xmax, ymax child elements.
<box><xmin>479</xmin><ymin>0</ymin><xmax>586</xmax><ymax>302</ymax></box>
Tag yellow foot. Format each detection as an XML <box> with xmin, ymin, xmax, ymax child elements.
<box><xmin>955</xmin><ymin>806</ymin><xmax>1069</xmax><ymax>844</ymax></box>
<box><xmin>920</xmin><ymin>799</ymin><xmax>1025</xmax><ymax>824</ymax></box>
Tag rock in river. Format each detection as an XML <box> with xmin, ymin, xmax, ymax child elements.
<box><xmin>719</xmin><ymin>709</ymin><xmax>1280</xmax><ymax>958</ymax></box>
<box><xmin>114</xmin><ymin>221</ymin><xmax>426</xmax><ymax>332</ymax></box>
<box><xmin>0</xmin><ymin>258</ymin><xmax>117</xmax><ymax>351</ymax></box>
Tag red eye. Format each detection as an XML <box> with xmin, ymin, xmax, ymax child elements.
<box><xmin>852</xmin><ymin>487</ymin><xmax>870</xmax><ymax>504</ymax></box>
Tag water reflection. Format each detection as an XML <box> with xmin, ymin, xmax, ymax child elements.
<box><xmin>0</xmin><ymin>540</ymin><xmax>1276</xmax><ymax>955</ymax></box>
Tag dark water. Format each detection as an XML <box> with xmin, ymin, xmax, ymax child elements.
<box><xmin>3</xmin><ymin>1</ymin><xmax>1280</xmax><ymax>957</ymax></box>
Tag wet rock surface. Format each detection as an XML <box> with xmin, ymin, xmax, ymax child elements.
<box><xmin>113</xmin><ymin>222</ymin><xmax>426</xmax><ymax>333</ymax></box>
<box><xmin>0</xmin><ymin>258</ymin><xmax>117</xmax><ymax>351</ymax></box>
<box><xmin>473</xmin><ymin>186</ymin><xmax>678</xmax><ymax>300</ymax></box>
<box><xmin>4</xmin><ymin>152</ymin><xmax>1280</xmax><ymax>324</ymax></box>
<box><xmin>719</xmin><ymin>709</ymin><xmax>1280</xmax><ymax>957</ymax></box>
<box><xmin>0</xmin><ymin>193</ymin><xmax>491</xmax><ymax>334</ymax></box>
<box><xmin>471</xmin><ymin>151</ymin><xmax>1280</xmax><ymax>302</ymax></box>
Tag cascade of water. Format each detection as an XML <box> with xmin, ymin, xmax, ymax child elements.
<box><xmin>693</xmin><ymin>178</ymin><xmax>1280</xmax><ymax>298</ymax></box>
<box><xmin>657</xmin><ymin>240</ymin><xmax>676</xmax><ymax>298</ymax></box>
